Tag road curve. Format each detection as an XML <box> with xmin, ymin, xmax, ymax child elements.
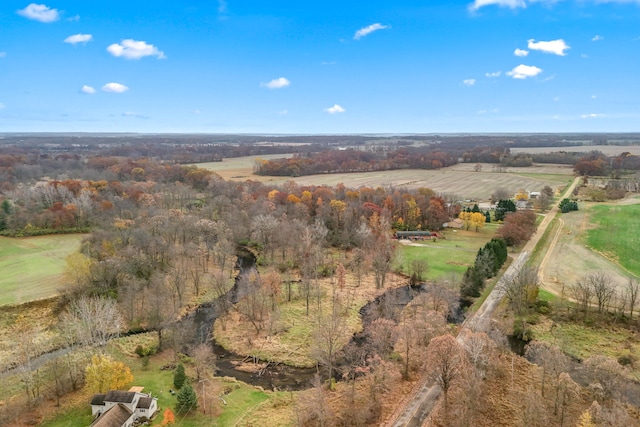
<box><xmin>387</xmin><ymin>177</ymin><xmax>581</xmax><ymax>427</ymax></box>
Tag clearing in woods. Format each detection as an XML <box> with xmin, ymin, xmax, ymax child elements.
<box><xmin>196</xmin><ymin>157</ymin><xmax>574</xmax><ymax>200</ymax></box>
<box><xmin>0</xmin><ymin>234</ymin><xmax>83</xmax><ymax>305</ymax></box>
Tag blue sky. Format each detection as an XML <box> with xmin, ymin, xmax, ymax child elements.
<box><xmin>1</xmin><ymin>1</ymin><xmax>639</xmax><ymax>133</ymax></box>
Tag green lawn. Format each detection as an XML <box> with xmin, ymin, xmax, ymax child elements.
<box><xmin>0</xmin><ymin>235</ymin><xmax>83</xmax><ymax>305</ymax></box>
<box><xmin>586</xmin><ymin>204</ymin><xmax>640</xmax><ymax>276</ymax></box>
<box><xmin>394</xmin><ymin>225</ymin><xmax>499</xmax><ymax>282</ymax></box>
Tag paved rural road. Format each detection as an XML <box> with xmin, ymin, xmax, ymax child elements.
<box><xmin>387</xmin><ymin>177</ymin><xmax>581</xmax><ymax>427</ymax></box>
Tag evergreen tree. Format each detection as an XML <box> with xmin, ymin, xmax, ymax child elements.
<box><xmin>494</xmin><ymin>199</ymin><xmax>516</xmax><ymax>221</ymax></box>
<box><xmin>175</xmin><ymin>381</ymin><xmax>197</xmax><ymax>415</ymax></box>
<box><xmin>173</xmin><ymin>363</ymin><xmax>186</xmax><ymax>389</ymax></box>
<box><xmin>485</xmin><ymin>211</ymin><xmax>491</xmax><ymax>223</ymax></box>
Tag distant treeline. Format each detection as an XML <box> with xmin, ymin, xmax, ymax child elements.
<box><xmin>254</xmin><ymin>148</ymin><xmax>458</xmax><ymax>176</ymax></box>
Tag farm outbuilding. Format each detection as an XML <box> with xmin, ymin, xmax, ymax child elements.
<box><xmin>395</xmin><ymin>231</ymin><xmax>440</xmax><ymax>240</ymax></box>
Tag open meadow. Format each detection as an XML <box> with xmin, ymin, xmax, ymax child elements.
<box><xmin>197</xmin><ymin>157</ymin><xmax>574</xmax><ymax>200</ymax></box>
<box><xmin>394</xmin><ymin>224</ymin><xmax>501</xmax><ymax>282</ymax></box>
<box><xmin>0</xmin><ymin>235</ymin><xmax>83</xmax><ymax>306</ymax></box>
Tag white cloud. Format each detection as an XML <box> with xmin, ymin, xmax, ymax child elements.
<box><xmin>581</xmin><ymin>53</ymin><xmax>589</xmax><ymax>58</ymax></box>
<box><xmin>325</xmin><ymin>104</ymin><xmax>345</xmax><ymax>114</ymax></box>
<box><xmin>17</xmin><ymin>3</ymin><xmax>60</xmax><ymax>22</ymax></box>
<box><xmin>527</xmin><ymin>39</ymin><xmax>570</xmax><ymax>56</ymax></box>
<box><xmin>354</xmin><ymin>23</ymin><xmax>390</xmax><ymax>40</ymax></box>
<box><xmin>107</xmin><ymin>39</ymin><xmax>166</xmax><ymax>60</ymax></box>
<box><xmin>64</xmin><ymin>34</ymin><xmax>93</xmax><ymax>45</ymax></box>
<box><xmin>469</xmin><ymin>0</ymin><xmax>526</xmax><ymax>12</ymax></box>
<box><xmin>463</xmin><ymin>79</ymin><xmax>476</xmax><ymax>86</ymax></box>
<box><xmin>592</xmin><ymin>35</ymin><xmax>603</xmax><ymax>41</ymax></box>
<box><xmin>261</xmin><ymin>77</ymin><xmax>290</xmax><ymax>89</ymax></box>
<box><xmin>507</xmin><ymin>64</ymin><xmax>543</xmax><ymax>79</ymax></box>
<box><xmin>102</xmin><ymin>82</ymin><xmax>129</xmax><ymax>93</ymax></box>
<box><xmin>591</xmin><ymin>95</ymin><xmax>597</xmax><ymax>99</ymax></box>
<box><xmin>278</xmin><ymin>110</ymin><xmax>288</xmax><ymax>115</ymax></box>
<box><xmin>81</xmin><ymin>85</ymin><xmax>95</xmax><ymax>94</ymax></box>
<box><xmin>67</xmin><ymin>14</ymin><xmax>80</xmax><ymax>22</ymax></box>
<box><xmin>218</xmin><ymin>0</ymin><xmax>228</xmax><ymax>13</ymax></box>
<box><xmin>514</xmin><ymin>48</ymin><xmax>529</xmax><ymax>57</ymax></box>
<box><xmin>581</xmin><ymin>113</ymin><xmax>605</xmax><ymax>119</ymax></box>
<box><xmin>486</xmin><ymin>71</ymin><xmax>502</xmax><ymax>77</ymax></box>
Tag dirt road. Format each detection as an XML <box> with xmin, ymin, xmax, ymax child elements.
<box><xmin>387</xmin><ymin>177</ymin><xmax>581</xmax><ymax>427</ymax></box>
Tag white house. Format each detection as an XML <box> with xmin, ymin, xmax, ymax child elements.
<box><xmin>90</xmin><ymin>388</ymin><xmax>158</xmax><ymax>427</ymax></box>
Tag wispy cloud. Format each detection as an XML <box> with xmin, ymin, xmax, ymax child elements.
<box><xmin>325</xmin><ymin>104</ymin><xmax>346</xmax><ymax>114</ymax></box>
<box><xmin>507</xmin><ymin>64</ymin><xmax>542</xmax><ymax>79</ymax></box>
<box><xmin>261</xmin><ymin>77</ymin><xmax>290</xmax><ymax>89</ymax></box>
<box><xmin>463</xmin><ymin>79</ymin><xmax>476</xmax><ymax>86</ymax></box>
<box><xmin>122</xmin><ymin>112</ymin><xmax>148</xmax><ymax>119</ymax></box>
<box><xmin>469</xmin><ymin>0</ymin><xmax>526</xmax><ymax>12</ymax></box>
<box><xmin>218</xmin><ymin>0</ymin><xmax>228</xmax><ymax>13</ymax></box>
<box><xmin>592</xmin><ymin>35</ymin><xmax>603</xmax><ymax>41</ymax></box>
<box><xmin>514</xmin><ymin>48</ymin><xmax>529</xmax><ymax>57</ymax></box>
<box><xmin>107</xmin><ymin>39</ymin><xmax>166</xmax><ymax>60</ymax></box>
<box><xmin>102</xmin><ymin>82</ymin><xmax>129</xmax><ymax>93</ymax></box>
<box><xmin>354</xmin><ymin>23</ymin><xmax>390</xmax><ymax>40</ymax></box>
<box><xmin>81</xmin><ymin>85</ymin><xmax>96</xmax><ymax>94</ymax></box>
<box><xmin>67</xmin><ymin>14</ymin><xmax>80</xmax><ymax>22</ymax></box>
<box><xmin>64</xmin><ymin>34</ymin><xmax>93</xmax><ymax>45</ymax></box>
<box><xmin>528</xmin><ymin>39</ymin><xmax>570</xmax><ymax>56</ymax></box>
<box><xmin>17</xmin><ymin>3</ymin><xmax>60</xmax><ymax>23</ymax></box>
<box><xmin>486</xmin><ymin>71</ymin><xmax>502</xmax><ymax>77</ymax></box>
<box><xmin>581</xmin><ymin>113</ymin><xmax>605</xmax><ymax>119</ymax></box>
<box><xmin>0</xmin><ymin>52</ymin><xmax>6</xmax><ymax>58</ymax></box>
<box><xmin>322</xmin><ymin>61</ymin><xmax>337</xmax><ymax>65</ymax></box>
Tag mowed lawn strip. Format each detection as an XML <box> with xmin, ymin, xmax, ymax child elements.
<box><xmin>586</xmin><ymin>203</ymin><xmax>640</xmax><ymax>276</ymax></box>
<box><xmin>0</xmin><ymin>235</ymin><xmax>83</xmax><ymax>305</ymax></box>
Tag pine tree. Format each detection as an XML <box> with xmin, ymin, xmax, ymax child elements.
<box><xmin>175</xmin><ymin>382</ymin><xmax>197</xmax><ymax>415</ymax></box>
<box><xmin>173</xmin><ymin>363</ymin><xmax>186</xmax><ymax>389</ymax></box>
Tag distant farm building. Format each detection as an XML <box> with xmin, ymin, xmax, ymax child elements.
<box><xmin>395</xmin><ymin>230</ymin><xmax>440</xmax><ymax>240</ymax></box>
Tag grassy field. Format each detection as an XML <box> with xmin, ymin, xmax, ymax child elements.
<box><xmin>196</xmin><ymin>157</ymin><xmax>574</xmax><ymax>200</ymax></box>
<box><xmin>586</xmin><ymin>203</ymin><xmax>640</xmax><ymax>277</ymax></box>
<box><xmin>394</xmin><ymin>224</ymin><xmax>500</xmax><ymax>282</ymax></box>
<box><xmin>511</xmin><ymin>144</ymin><xmax>640</xmax><ymax>156</ymax></box>
<box><xmin>0</xmin><ymin>234</ymin><xmax>83</xmax><ymax>305</ymax></box>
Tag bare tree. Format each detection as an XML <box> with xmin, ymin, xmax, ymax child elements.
<box><xmin>501</xmin><ymin>265</ymin><xmax>539</xmax><ymax>316</ymax></box>
<box><xmin>556</xmin><ymin>372</ymin><xmax>581</xmax><ymax>427</ymax></box>
<box><xmin>525</xmin><ymin>341</ymin><xmax>569</xmax><ymax>398</ymax></box>
<box><xmin>584</xmin><ymin>355</ymin><xmax>624</xmax><ymax>402</ymax></box>
<box><xmin>62</xmin><ymin>296</ymin><xmax>124</xmax><ymax>351</ymax></box>
<box><xmin>589</xmin><ymin>272</ymin><xmax>615</xmax><ymax>314</ymax></box>
<box><xmin>569</xmin><ymin>277</ymin><xmax>594</xmax><ymax>321</ymax></box>
<box><xmin>624</xmin><ymin>277</ymin><xmax>639</xmax><ymax>321</ymax></box>
<box><xmin>425</xmin><ymin>334</ymin><xmax>469</xmax><ymax>422</ymax></box>
<box><xmin>311</xmin><ymin>287</ymin><xmax>347</xmax><ymax>381</ymax></box>
<box><xmin>409</xmin><ymin>258</ymin><xmax>428</xmax><ymax>284</ymax></box>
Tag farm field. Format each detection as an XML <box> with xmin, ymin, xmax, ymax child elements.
<box><xmin>511</xmin><ymin>144</ymin><xmax>640</xmax><ymax>156</ymax></box>
<box><xmin>197</xmin><ymin>157</ymin><xmax>574</xmax><ymax>200</ymax></box>
<box><xmin>539</xmin><ymin>199</ymin><xmax>640</xmax><ymax>298</ymax></box>
<box><xmin>0</xmin><ymin>234</ymin><xmax>83</xmax><ymax>305</ymax></box>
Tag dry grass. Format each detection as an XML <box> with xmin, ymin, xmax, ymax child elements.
<box><xmin>214</xmin><ymin>269</ymin><xmax>407</xmax><ymax>368</ymax></box>
<box><xmin>511</xmin><ymin>145</ymin><xmax>640</xmax><ymax>156</ymax></box>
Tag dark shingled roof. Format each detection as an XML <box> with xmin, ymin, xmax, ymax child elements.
<box><xmin>90</xmin><ymin>404</ymin><xmax>133</xmax><ymax>427</ymax></box>
<box><xmin>137</xmin><ymin>397</ymin><xmax>154</xmax><ymax>409</ymax></box>
<box><xmin>91</xmin><ymin>394</ymin><xmax>106</xmax><ymax>406</ymax></box>
<box><xmin>104</xmin><ymin>390</ymin><xmax>136</xmax><ymax>403</ymax></box>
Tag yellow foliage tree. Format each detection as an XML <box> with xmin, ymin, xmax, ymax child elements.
<box><xmin>576</xmin><ymin>410</ymin><xmax>596</xmax><ymax>427</ymax></box>
<box><xmin>64</xmin><ymin>252</ymin><xmax>93</xmax><ymax>288</ymax></box>
<box><xmin>515</xmin><ymin>189</ymin><xmax>529</xmax><ymax>201</ymax></box>
<box><xmin>287</xmin><ymin>194</ymin><xmax>301</xmax><ymax>204</ymax></box>
<box><xmin>458</xmin><ymin>211</ymin><xmax>472</xmax><ymax>230</ymax></box>
<box><xmin>470</xmin><ymin>212</ymin><xmax>486</xmax><ymax>232</ymax></box>
<box><xmin>85</xmin><ymin>355</ymin><xmax>134</xmax><ymax>393</ymax></box>
<box><xmin>268</xmin><ymin>189</ymin><xmax>280</xmax><ymax>201</ymax></box>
